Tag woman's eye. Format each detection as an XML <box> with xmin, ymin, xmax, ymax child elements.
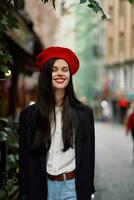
<box><xmin>53</xmin><ymin>67</ymin><xmax>57</xmax><ymax>72</ymax></box>
<box><xmin>62</xmin><ymin>68</ymin><xmax>69</xmax><ymax>72</ymax></box>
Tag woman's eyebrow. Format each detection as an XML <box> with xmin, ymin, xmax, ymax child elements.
<box><xmin>53</xmin><ymin>66</ymin><xmax>58</xmax><ymax>68</ymax></box>
<box><xmin>53</xmin><ymin>66</ymin><xmax>68</xmax><ymax>68</ymax></box>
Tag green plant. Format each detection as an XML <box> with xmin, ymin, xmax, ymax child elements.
<box><xmin>128</xmin><ymin>0</ymin><xmax>134</xmax><ymax>3</ymax></box>
<box><xmin>0</xmin><ymin>117</ymin><xmax>19</xmax><ymax>200</ymax></box>
<box><xmin>0</xmin><ymin>1</ymin><xmax>19</xmax><ymax>80</ymax></box>
<box><xmin>80</xmin><ymin>0</ymin><xmax>107</xmax><ymax>20</ymax></box>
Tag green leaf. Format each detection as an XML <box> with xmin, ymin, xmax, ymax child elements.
<box><xmin>128</xmin><ymin>0</ymin><xmax>134</xmax><ymax>3</ymax></box>
<box><xmin>8</xmin><ymin>154</ymin><xmax>16</xmax><ymax>163</ymax></box>
<box><xmin>0</xmin><ymin>24</ymin><xmax>6</xmax><ymax>32</ymax></box>
<box><xmin>52</xmin><ymin>0</ymin><xmax>55</xmax><ymax>9</ymax></box>
<box><xmin>0</xmin><ymin>131</ymin><xmax>7</xmax><ymax>142</ymax></box>
<box><xmin>88</xmin><ymin>0</ymin><xmax>100</xmax><ymax>6</ymax></box>
<box><xmin>4</xmin><ymin>181</ymin><xmax>13</xmax><ymax>193</ymax></box>
<box><xmin>93</xmin><ymin>1</ymin><xmax>99</xmax><ymax>6</ymax></box>
<box><xmin>3</xmin><ymin>54</ymin><xmax>13</xmax><ymax>63</ymax></box>
<box><xmin>0</xmin><ymin>22</ymin><xmax>6</xmax><ymax>32</ymax></box>
<box><xmin>0</xmin><ymin>51</ymin><xmax>13</xmax><ymax>64</ymax></box>
<box><xmin>80</xmin><ymin>0</ymin><xmax>87</xmax><ymax>4</ymax></box>
<box><xmin>0</xmin><ymin>16</ymin><xmax>8</xmax><ymax>27</ymax></box>
<box><xmin>0</xmin><ymin>96</ymin><xmax>4</xmax><ymax>107</ymax></box>
<box><xmin>41</xmin><ymin>0</ymin><xmax>48</xmax><ymax>2</ymax></box>
<box><xmin>88</xmin><ymin>0</ymin><xmax>94</xmax><ymax>3</ymax></box>
<box><xmin>13</xmin><ymin>0</ymin><xmax>24</xmax><ymax>9</ymax></box>
<box><xmin>88</xmin><ymin>4</ymin><xmax>100</xmax><ymax>13</ymax></box>
<box><xmin>0</xmin><ymin>40</ymin><xmax>7</xmax><ymax>50</ymax></box>
<box><xmin>87</xmin><ymin>1</ymin><xmax>107</xmax><ymax>20</ymax></box>
<box><xmin>7</xmin><ymin>16</ymin><xmax>19</xmax><ymax>29</ymax></box>
<box><xmin>0</xmin><ymin>189</ymin><xmax>7</xmax><ymax>199</ymax></box>
<box><xmin>102</xmin><ymin>14</ymin><xmax>107</xmax><ymax>21</ymax></box>
<box><xmin>0</xmin><ymin>65</ymin><xmax>9</xmax><ymax>73</ymax></box>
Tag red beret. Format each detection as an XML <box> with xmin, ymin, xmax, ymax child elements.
<box><xmin>35</xmin><ymin>46</ymin><xmax>79</xmax><ymax>75</ymax></box>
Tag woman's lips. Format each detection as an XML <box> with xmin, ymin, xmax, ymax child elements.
<box><xmin>54</xmin><ymin>78</ymin><xmax>65</xmax><ymax>83</ymax></box>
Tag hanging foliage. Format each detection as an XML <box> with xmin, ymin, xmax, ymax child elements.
<box><xmin>0</xmin><ymin>1</ymin><xmax>19</xmax><ymax>80</ymax></box>
<box><xmin>128</xmin><ymin>0</ymin><xmax>134</xmax><ymax>3</ymax></box>
<box><xmin>80</xmin><ymin>0</ymin><xmax>107</xmax><ymax>20</ymax></box>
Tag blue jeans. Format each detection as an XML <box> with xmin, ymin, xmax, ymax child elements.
<box><xmin>47</xmin><ymin>178</ymin><xmax>77</xmax><ymax>200</ymax></box>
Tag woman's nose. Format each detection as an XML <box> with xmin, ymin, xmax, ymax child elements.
<box><xmin>57</xmin><ymin>70</ymin><xmax>63</xmax><ymax>76</ymax></box>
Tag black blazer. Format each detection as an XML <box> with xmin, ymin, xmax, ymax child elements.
<box><xmin>19</xmin><ymin>103</ymin><xmax>95</xmax><ymax>200</ymax></box>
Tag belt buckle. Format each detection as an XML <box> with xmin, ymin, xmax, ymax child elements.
<box><xmin>63</xmin><ymin>173</ymin><xmax>66</xmax><ymax>180</ymax></box>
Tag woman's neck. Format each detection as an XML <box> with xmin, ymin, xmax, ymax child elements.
<box><xmin>55</xmin><ymin>89</ymin><xmax>65</xmax><ymax>107</ymax></box>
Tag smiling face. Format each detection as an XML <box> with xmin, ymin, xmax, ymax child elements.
<box><xmin>52</xmin><ymin>59</ymin><xmax>70</xmax><ymax>91</ymax></box>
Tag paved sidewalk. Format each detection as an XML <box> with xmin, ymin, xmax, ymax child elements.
<box><xmin>94</xmin><ymin>122</ymin><xmax>134</xmax><ymax>200</ymax></box>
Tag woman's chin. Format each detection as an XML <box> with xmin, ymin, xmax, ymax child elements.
<box><xmin>53</xmin><ymin>83</ymin><xmax>68</xmax><ymax>90</ymax></box>
<box><xmin>54</xmin><ymin>86</ymin><xmax>66</xmax><ymax>90</ymax></box>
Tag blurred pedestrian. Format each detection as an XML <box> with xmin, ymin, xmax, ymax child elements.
<box><xmin>19</xmin><ymin>46</ymin><xmax>95</xmax><ymax>200</ymax></box>
<box><xmin>126</xmin><ymin>101</ymin><xmax>134</xmax><ymax>163</ymax></box>
<box><xmin>126</xmin><ymin>101</ymin><xmax>134</xmax><ymax>119</ymax></box>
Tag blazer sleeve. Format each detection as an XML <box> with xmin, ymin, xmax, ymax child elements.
<box><xmin>19</xmin><ymin>111</ymin><xmax>28</xmax><ymax>200</ymax></box>
<box><xmin>89</xmin><ymin>109</ymin><xmax>95</xmax><ymax>185</ymax></box>
<box><xmin>86</xmin><ymin>107</ymin><xmax>95</xmax><ymax>194</ymax></box>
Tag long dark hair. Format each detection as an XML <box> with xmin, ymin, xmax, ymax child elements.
<box><xmin>32</xmin><ymin>58</ymin><xmax>83</xmax><ymax>153</ymax></box>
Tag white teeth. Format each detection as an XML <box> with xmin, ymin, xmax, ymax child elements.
<box><xmin>54</xmin><ymin>78</ymin><xmax>65</xmax><ymax>83</ymax></box>
<box><xmin>55</xmin><ymin>79</ymin><xmax>65</xmax><ymax>81</ymax></box>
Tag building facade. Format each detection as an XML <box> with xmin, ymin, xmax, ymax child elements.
<box><xmin>104</xmin><ymin>0</ymin><xmax>134</xmax><ymax>122</ymax></box>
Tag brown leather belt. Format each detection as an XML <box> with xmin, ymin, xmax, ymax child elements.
<box><xmin>47</xmin><ymin>170</ymin><xmax>75</xmax><ymax>181</ymax></box>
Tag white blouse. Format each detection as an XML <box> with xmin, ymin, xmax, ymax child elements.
<box><xmin>46</xmin><ymin>107</ymin><xmax>75</xmax><ymax>175</ymax></box>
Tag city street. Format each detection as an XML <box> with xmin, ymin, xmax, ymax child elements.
<box><xmin>94</xmin><ymin>122</ymin><xmax>134</xmax><ymax>200</ymax></box>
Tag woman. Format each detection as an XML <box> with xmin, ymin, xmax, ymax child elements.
<box><xmin>19</xmin><ymin>46</ymin><xmax>95</xmax><ymax>200</ymax></box>
<box><xmin>126</xmin><ymin>102</ymin><xmax>134</xmax><ymax>163</ymax></box>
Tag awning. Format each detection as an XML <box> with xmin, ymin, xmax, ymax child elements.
<box><xmin>127</xmin><ymin>93</ymin><xmax>134</xmax><ymax>100</ymax></box>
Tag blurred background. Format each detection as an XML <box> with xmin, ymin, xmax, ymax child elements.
<box><xmin>0</xmin><ymin>0</ymin><xmax>134</xmax><ymax>199</ymax></box>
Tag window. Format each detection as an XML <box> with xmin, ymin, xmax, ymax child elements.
<box><xmin>124</xmin><ymin>68</ymin><xmax>128</xmax><ymax>89</ymax></box>
<box><xmin>119</xmin><ymin>0</ymin><xmax>125</xmax><ymax>17</ymax></box>
<box><xmin>119</xmin><ymin>67</ymin><xmax>124</xmax><ymax>89</ymax></box>
<box><xmin>109</xmin><ymin>6</ymin><xmax>114</xmax><ymax>23</ymax></box>
<box><xmin>108</xmin><ymin>37</ymin><xmax>114</xmax><ymax>55</ymax></box>
<box><xmin>113</xmin><ymin>68</ymin><xmax>119</xmax><ymax>88</ymax></box>
<box><xmin>132</xmin><ymin>25</ymin><xmax>134</xmax><ymax>49</ymax></box>
<box><xmin>129</xmin><ymin>65</ymin><xmax>133</xmax><ymax>89</ymax></box>
<box><xmin>119</xmin><ymin>33</ymin><xmax>125</xmax><ymax>52</ymax></box>
<box><xmin>132</xmin><ymin>64</ymin><xmax>134</xmax><ymax>89</ymax></box>
<box><xmin>132</xmin><ymin>5</ymin><xmax>134</xmax><ymax>24</ymax></box>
